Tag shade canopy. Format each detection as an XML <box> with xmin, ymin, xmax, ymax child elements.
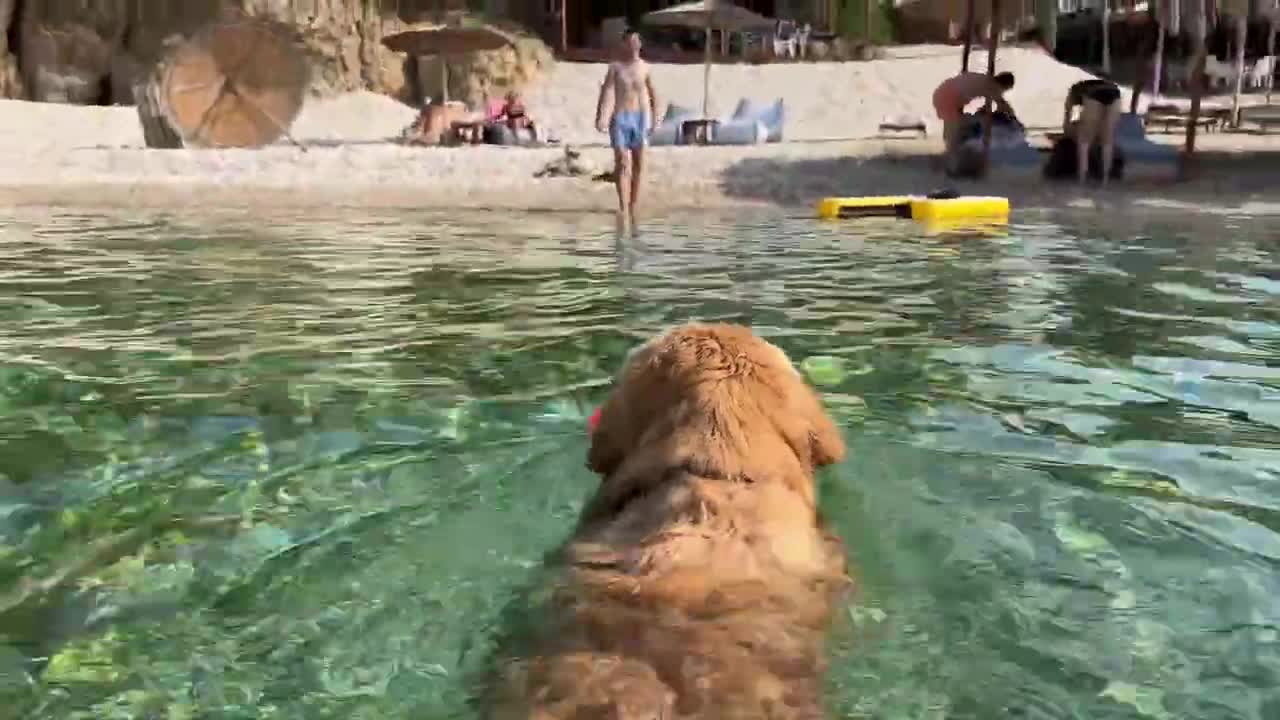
<box><xmin>380</xmin><ymin>25</ymin><xmax>515</xmax><ymax>57</ymax></box>
<box><xmin>643</xmin><ymin>0</ymin><xmax>775</xmax><ymax>32</ymax></box>
<box><xmin>162</xmin><ymin>18</ymin><xmax>310</xmax><ymax>149</ymax></box>
<box><xmin>643</xmin><ymin>1</ymin><xmax>776</xmax><ymax>119</ymax></box>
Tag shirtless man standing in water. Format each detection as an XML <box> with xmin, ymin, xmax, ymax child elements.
<box><xmin>595</xmin><ymin>28</ymin><xmax>658</xmax><ymax>229</ymax></box>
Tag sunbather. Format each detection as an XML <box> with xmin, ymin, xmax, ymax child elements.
<box><xmin>402</xmin><ymin>100</ymin><xmax>484</xmax><ymax>146</ymax></box>
<box><xmin>1063</xmin><ymin>78</ymin><xmax>1122</xmax><ymax>186</ymax></box>
<box><xmin>495</xmin><ymin>91</ymin><xmax>535</xmax><ymax>134</ymax></box>
<box><xmin>932</xmin><ymin>71</ymin><xmax>1018</xmax><ymax>175</ymax></box>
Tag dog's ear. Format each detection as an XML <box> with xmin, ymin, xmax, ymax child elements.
<box><xmin>771</xmin><ymin>372</ymin><xmax>846</xmax><ymax>470</ymax></box>
<box><xmin>586</xmin><ymin>390</ymin><xmax>630</xmax><ymax>477</ymax></box>
<box><xmin>587</xmin><ymin>340</ymin><xmax>664</xmax><ymax>478</ymax></box>
<box><xmin>803</xmin><ymin>385</ymin><xmax>846</xmax><ymax>467</ymax></box>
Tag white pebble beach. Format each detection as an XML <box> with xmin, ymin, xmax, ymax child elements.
<box><xmin>1</xmin><ymin>45</ymin><xmax>1276</xmax><ymax>216</ymax></box>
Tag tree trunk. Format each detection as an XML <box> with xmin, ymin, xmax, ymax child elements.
<box><xmin>132</xmin><ymin>74</ymin><xmax>183</xmax><ymax>150</ymax></box>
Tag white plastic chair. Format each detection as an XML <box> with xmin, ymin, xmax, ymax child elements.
<box><xmin>772</xmin><ymin>20</ymin><xmax>797</xmax><ymax>59</ymax></box>
<box><xmin>1248</xmin><ymin>56</ymin><xmax>1275</xmax><ymax>90</ymax></box>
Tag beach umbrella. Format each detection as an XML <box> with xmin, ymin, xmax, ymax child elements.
<box><xmin>643</xmin><ymin>0</ymin><xmax>776</xmax><ymax>117</ymax></box>
<box><xmin>381</xmin><ymin>25</ymin><xmax>516</xmax><ymax>103</ymax></box>
<box><xmin>160</xmin><ymin>18</ymin><xmax>310</xmax><ymax>149</ymax></box>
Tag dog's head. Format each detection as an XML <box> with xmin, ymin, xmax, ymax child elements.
<box><xmin>585</xmin><ymin>323</ymin><xmax>845</xmax><ymax>517</ymax></box>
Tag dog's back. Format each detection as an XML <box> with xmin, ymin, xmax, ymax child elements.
<box><xmin>484</xmin><ymin>324</ymin><xmax>850</xmax><ymax>719</ymax></box>
<box><xmin>490</xmin><ymin>477</ymin><xmax>848</xmax><ymax>719</ymax></box>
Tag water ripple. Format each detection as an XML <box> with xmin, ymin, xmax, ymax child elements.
<box><xmin>0</xmin><ymin>207</ymin><xmax>1277</xmax><ymax>719</ymax></box>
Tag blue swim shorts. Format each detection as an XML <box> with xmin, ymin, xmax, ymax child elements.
<box><xmin>610</xmin><ymin>110</ymin><xmax>649</xmax><ymax>150</ymax></box>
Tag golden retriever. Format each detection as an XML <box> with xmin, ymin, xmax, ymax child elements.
<box><xmin>489</xmin><ymin>323</ymin><xmax>850</xmax><ymax>719</ymax></box>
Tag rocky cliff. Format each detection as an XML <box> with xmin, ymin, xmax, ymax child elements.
<box><xmin>0</xmin><ymin>0</ymin><xmax>552</xmax><ymax>107</ymax></box>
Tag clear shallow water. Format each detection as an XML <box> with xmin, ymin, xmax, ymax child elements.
<box><xmin>0</xmin><ymin>207</ymin><xmax>1277</xmax><ymax>719</ymax></box>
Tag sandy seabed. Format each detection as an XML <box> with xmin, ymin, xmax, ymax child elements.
<box><xmin>0</xmin><ymin>45</ymin><xmax>1277</xmax><ymax>218</ymax></box>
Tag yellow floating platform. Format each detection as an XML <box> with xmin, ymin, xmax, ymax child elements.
<box><xmin>816</xmin><ymin>195</ymin><xmax>1010</xmax><ymax>224</ymax></box>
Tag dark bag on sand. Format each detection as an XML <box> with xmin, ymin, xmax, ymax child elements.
<box><xmin>960</xmin><ymin>110</ymin><xmax>1022</xmax><ymax>143</ymax></box>
<box><xmin>1043</xmin><ymin>136</ymin><xmax>1125</xmax><ymax>181</ymax></box>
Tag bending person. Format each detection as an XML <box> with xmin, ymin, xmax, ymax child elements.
<box><xmin>932</xmin><ymin>71</ymin><xmax>1018</xmax><ymax>175</ymax></box>
<box><xmin>1063</xmin><ymin>78</ymin><xmax>1122</xmax><ymax>185</ymax></box>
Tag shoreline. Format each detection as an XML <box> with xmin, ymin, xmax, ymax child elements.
<box><xmin>1</xmin><ymin>137</ymin><xmax>1277</xmax><ymax>218</ymax></box>
<box><xmin>2</xmin><ymin>43</ymin><xmax>1278</xmax><ymax>222</ymax></box>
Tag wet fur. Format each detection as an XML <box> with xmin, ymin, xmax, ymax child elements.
<box><xmin>487</xmin><ymin>323</ymin><xmax>851</xmax><ymax>719</ymax></box>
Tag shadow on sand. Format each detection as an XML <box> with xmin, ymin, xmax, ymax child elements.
<box><xmin>718</xmin><ymin>152</ymin><xmax>951</xmax><ymax>208</ymax></box>
<box><xmin>717</xmin><ymin>146</ymin><xmax>1280</xmax><ymax>211</ymax></box>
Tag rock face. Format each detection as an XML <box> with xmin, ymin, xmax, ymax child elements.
<box><xmin>0</xmin><ymin>0</ymin><xmax>552</xmax><ymax>106</ymax></box>
<box><xmin>0</xmin><ymin>0</ymin><xmax>23</xmax><ymax>98</ymax></box>
<box><xmin>416</xmin><ymin>32</ymin><xmax>555</xmax><ymax>108</ymax></box>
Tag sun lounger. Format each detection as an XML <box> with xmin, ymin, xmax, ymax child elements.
<box><xmin>710</xmin><ymin>120</ymin><xmax>769</xmax><ymax>145</ymax></box>
<box><xmin>649</xmin><ymin>100</ymin><xmax>780</xmax><ymax>147</ymax></box>
<box><xmin>1144</xmin><ymin>103</ymin><xmax>1226</xmax><ymax>134</ymax></box>
<box><xmin>1239</xmin><ymin>105</ymin><xmax>1280</xmax><ymax>134</ymax></box>
<box><xmin>879</xmin><ymin>114</ymin><xmax>927</xmax><ymax>137</ymax></box>
<box><xmin>1114</xmin><ymin>113</ymin><xmax>1178</xmax><ymax>166</ymax></box>
<box><xmin>649</xmin><ymin>103</ymin><xmax>699</xmax><ymax>146</ymax></box>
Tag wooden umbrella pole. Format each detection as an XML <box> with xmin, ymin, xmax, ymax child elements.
<box><xmin>703</xmin><ymin>23</ymin><xmax>712</xmax><ymax>117</ymax></box>
<box><xmin>1183</xmin><ymin>12</ymin><xmax>1208</xmax><ymax>165</ymax></box>
<box><xmin>961</xmin><ymin>0</ymin><xmax>977</xmax><ymax>71</ymax></box>
<box><xmin>980</xmin><ymin>0</ymin><xmax>1002</xmax><ymax>178</ymax></box>
<box><xmin>560</xmin><ymin>0</ymin><xmax>568</xmax><ymax>54</ymax></box>
<box><xmin>1230</xmin><ymin>13</ymin><xmax>1246</xmax><ymax>127</ymax></box>
<box><xmin>1152</xmin><ymin>19</ymin><xmax>1165</xmax><ymax>99</ymax></box>
<box><xmin>440</xmin><ymin>58</ymin><xmax>450</xmax><ymax>103</ymax></box>
<box><xmin>1268</xmin><ymin>20</ymin><xmax>1277</xmax><ymax>105</ymax></box>
<box><xmin>1102</xmin><ymin>0</ymin><xmax>1111</xmax><ymax>74</ymax></box>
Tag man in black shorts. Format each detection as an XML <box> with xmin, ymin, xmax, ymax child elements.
<box><xmin>1063</xmin><ymin>78</ymin><xmax>1123</xmax><ymax>186</ymax></box>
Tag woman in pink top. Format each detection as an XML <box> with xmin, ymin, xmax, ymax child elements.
<box><xmin>932</xmin><ymin>71</ymin><xmax>1018</xmax><ymax>174</ymax></box>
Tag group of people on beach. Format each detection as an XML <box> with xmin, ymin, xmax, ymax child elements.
<box><xmin>403</xmin><ymin>90</ymin><xmax>539</xmax><ymax>147</ymax></box>
<box><xmin>932</xmin><ymin>69</ymin><xmax>1124</xmax><ymax>185</ymax></box>
<box><xmin>583</xmin><ymin>27</ymin><xmax>1129</xmax><ymax>225</ymax></box>
<box><xmin>591</xmin><ymin>34</ymin><xmax>1127</xmax><ymax>226</ymax></box>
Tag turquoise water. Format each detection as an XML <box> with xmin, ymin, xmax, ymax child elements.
<box><xmin>0</xmin><ymin>207</ymin><xmax>1277</xmax><ymax>719</ymax></box>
